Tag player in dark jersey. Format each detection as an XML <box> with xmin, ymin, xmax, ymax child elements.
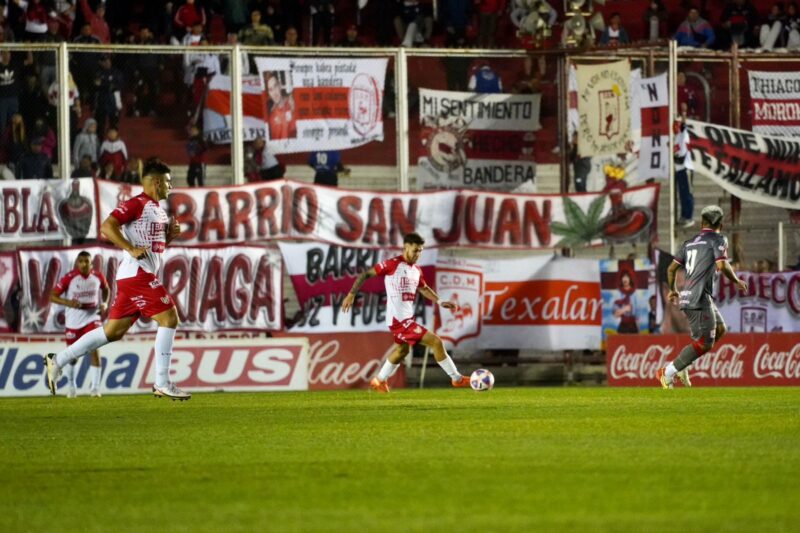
<box><xmin>657</xmin><ymin>205</ymin><xmax>748</xmax><ymax>389</ymax></box>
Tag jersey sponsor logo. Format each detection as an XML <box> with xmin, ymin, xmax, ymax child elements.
<box><xmin>401</xmin><ymin>293</ymin><xmax>415</xmax><ymax>302</ymax></box>
<box><xmin>152</xmin><ymin>242</ymin><xmax>165</xmax><ymax>253</ymax></box>
<box><xmin>160</xmin><ymin>296</ymin><xmax>171</xmax><ymax>305</ymax></box>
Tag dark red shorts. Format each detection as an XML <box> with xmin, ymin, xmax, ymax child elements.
<box><xmin>389</xmin><ymin>318</ymin><xmax>428</xmax><ymax>346</ymax></box>
<box><xmin>109</xmin><ymin>269</ymin><xmax>174</xmax><ymax>322</ymax></box>
<box><xmin>65</xmin><ymin>320</ymin><xmax>102</xmax><ymax>346</ymax></box>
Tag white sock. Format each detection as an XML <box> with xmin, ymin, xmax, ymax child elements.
<box><xmin>377</xmin><ymin>361</ymin><xmax>400</xmax><ymax>381</ymax></box>
<box><xmin>55</xmin><ymin>328</ymin><xmax>109</xmax><ymax>368</ymax></box>
<box><xmin>89</xmin><ymin>365</ymin><xmax>101</xmax><ymax>390</ymax></box>
<box><xmin>665</xmin><ymin>362</ymin><xmax>678</xmax><ymax>379</ymax></box>
<box><xmin>437</xmin><ymin>354</ymin><xmax>462</xmax><ymax>381</ymax></box>
<box><xmin>154</xmin><ymin>327</ymin><xmax>176</xmax><ymax>388</ymax></box>
<box><xmin>64</xmin><ymin>363</ymin><xmax>76</xmax><ymax>388</ymax></box>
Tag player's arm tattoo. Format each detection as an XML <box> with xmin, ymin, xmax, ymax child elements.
<box><xmin>667</xmin><ymin>261</ymin><xmax>681</xmax><ymax>291</ymax></box>
<box><xmin>348</xmin><ymin>268</ymin><xmax>376</xmax><ymax>295</ymax></box>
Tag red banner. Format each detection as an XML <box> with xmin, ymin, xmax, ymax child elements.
<box><xmin>607</xmin><ymin>333</ymin><xmax>800</xmax><ymax>386</ymax></box>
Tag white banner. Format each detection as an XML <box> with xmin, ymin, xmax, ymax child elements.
<box><xmin>254</xmin><ymin>57</ymin><xmax>387</xmax><ymax>154</ymax></box>
<box><xmin>279</xmin><ymin>242</ymin><xmax>436</xmax><ymax>333</ymax></box>
<box><xmin>435</xmin><ymin>255</ymin><xmax>602</xmax><ymax>350</ymax></box>
<box><xmin>576</xmin><ymin>60</ymin><xmax>632</xmax><ymax>157</ymax></box>
<box><xmin>631</xmin><ymin>72</ymin><xmax>669</xmax><ymax>183</ymax></box>
<box><xmin>686</xmin><ymin>120</ymin><xmax>800</xmax><ymax>209</ymax></box>
<box><xmin>716</xmin><ymin>271</ymin><xmax>800</xmax><ymax>333</ymax></box>
<box><xmin>416</xmin><ymin>88</ymin><xmax>540</xmax><ymax>191</ymax></box>
<box><xmin>96</xmin><ymin>179</ymin><xmax>660</xmax><ymax>249</ymax></box>
<box><xmin>0</xmin><ymin>178</ymin><xmax>97</xmax><ymax>242</ymax></box>
<box><xmin>747</xmin><ymin>70</ymin><xmax>800</xmax><ymax>137</ymax></box>
<box><xmin>0</xmin><ymin>338</ymin><xmax>309</xmax><ymax>397</ymax></box>
<box><xmin>18</xmin><ymin>245</ymin><xmax>283</xmax><ymax>333</ymax></box>
<box><xmin>203</xmin><ymin>75</ymin><xmax>267</xmax><ymax>144</ymax></box>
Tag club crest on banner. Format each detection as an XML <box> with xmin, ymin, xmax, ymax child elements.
<box><xmin>598</xmin><ymin>88</ymin><xmax>621</xmax><ymax>140</ymax></box>
<box><xmin>421</xmin><ymin>114</ymin><xmax>469</xmax><ymax>174</ymax></box>
<box><xmin>741</xmin><ymin>306</ymin><xmax>767</xmax><ymax>332</ymax></box>
<box><xmin>350</xmin><ymin>73</ymin><xmax>382</xmax><ymax>137</ymax></box>
<box><xmin>435</xmin><ymin>264</ymin><xmax>482</xmax><ymax>346</ymax></box>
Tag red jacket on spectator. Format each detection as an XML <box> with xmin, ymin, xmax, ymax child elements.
<box><xmin>23</xmin><ymin>1</ymin><xmax>49</xmax><ymax>35</ymax></box>
<box><xmin>174</xmin><ymin>3</ymin><xmax>207</xmax><ymax>32</ymax></box>
<box><xmin>99</xmin><ymin>138</ymin><xmax>128</xmax><ymax>177</ymax></box>
<box><xmin>79</xmin><ymin>0</ymin><xmax>110</xmax><ymax>43</ymax></box>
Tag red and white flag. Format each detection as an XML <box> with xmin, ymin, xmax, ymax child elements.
<box><xmin>203</xmin><ymin>75</ymin><xmax>268</xmax><ymax>144</ymax></box>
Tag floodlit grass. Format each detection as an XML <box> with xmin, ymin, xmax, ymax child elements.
<box><xmin>1</xmin><ymin>387</ymin><xmax>799</xmax><ymax>532</ymax></box>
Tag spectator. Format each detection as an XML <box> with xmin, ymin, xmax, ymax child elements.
<box><xmin>29</xmin><ymin>116</ymin><xmax>55</xmax><ymax>160</ymax></box>
<box><xmin>46</xmin><ymin>71</ymin><xmax>81</xmax><ymax>143</ymax></box>
<box><xmin>98</xmin><ymin>127</ymin><xmax>127</xmax><ymax>179</ymax></box>
<box><xmin>181</xmin><ymin>20</ymin><xmax>204</xmax><ymax>45</ymax></box>
<box><xmin>759</xmin><ymin>2</ymin><xmax>786</xmax><ymax>49</ymax></box>
<box><xmin>221</xmin><ymin>32</ymin><xmax>250</xmax><ymax>75</ymax></box>
<box><xmin>174</xmin><ymin>0</ymin><xmax>206</xmax><ymax>40</ymax></box>
<box><xmin>0</xmin><ymin>113</ymin><xmax>27</xmax><ymax>171</ymax></box>
<box><xmin>0</xmin><ymin>9</ymin><xmax>17</xmax><ymax>42</ymax></box>
<box><xmin>374</xmin><ymin>0</ymin><xmax>397</xmax><ymax>46</ymax></box>
<box><xmin>245</xmin><ymin>138</ymin><xmax>284</xmax><ymax>182</ymax></box>
<box><xmin>570</xmin><ymin>133</ymin><xmax>590</xmax><ymax>193</ymax></box>
<box><xmin>337</xmin><ymin>24</ymin><xmax>360</xmax><ymax>46</ymax></box>
<box><xmin>395</xmin><ymin>0</ymin><xmax>432</xmax><ymax>47</ymax></box>
<box><xmin>186</xmin><ymin>38</ymin><xmax>219</xmax><ymax>124</ymax></box>
<box><xmin>674</xmin><ymin>8</ymin><xmax>715</xmax><ymax>48</ymax></box>
<box><xmin>72</xmin><ymin>117</ymin><xmax>98</xmax><ymax>167</ymax></box>
<box><xmin>283</xmin><ymin>25</ymin><xmax>300</xmax><ymax>46</ymax></box>
<box><xmin>0</xmin><ymin>50</ymin><xmax>21</xmax><ymax>132</ymax></box>
<box><xmin>71</xmin><ymin>154</ymin><xmax>96</xmax><ymax>178</ymax></box>
<box><xmin>310</xmin><ymin>1</ymin><xmax>335</xmax><ymax>45</ymax></box>
<box><xmin>118</xmin><ymin>157</ymin><xmax>141</xmax><ymax>184</ymax></box>
<box><xmin>442</xmin><ymin>0</ymin><xmax>471</xmax><ymax>46</ymax></box>
<box><xmin>677</xmin><ymin>71</ymin><xmax>699</xmax><ymax>119</ymax></box>
<box><xmin>600</xmin><ymin>13</ymin><xmax>630</xmax><ymax>45</ymax></box>
<box><xmin>53</xmin><ymin>0</ymin><xmax>76</xmax><ymax>38</ymax></box>
<box><xmin>224</xmin><ymin>0</ymin><xmax>249</xmax><ymax>35</ymax></box>
<box><xmin>93</xmin><ymin>54</ymin><xmax>123</xmax><ymax>135</ymax></box>
<box><xmin>130</xmin><ymin>27</ymin><xmax>158</xmax><ymax>117</ymax></box>
<box><xmin>512</xmin><ymin>56</ymin><xmax>541</xmax><ymax>95</ymax></box>
<box><xmin>71</xmin><ymin>23</ymin><xmax>101</xmax><ymax>97</ymax></box>
<box><xmin>17</xmin><ymin>137</ymin><xmax>53</xmax><ymax>179</ymax></box>
<box><xmin>721</xmin><ymin>0</ymin><xmax>759</xmax><ymax>48</ymax></box>
<box><xmin>38</xmin><ymin>17</ymin><xmax>64</xmax><ymax>93</ymax></box>
<box><xmin>160</xmin><ymin>1</ymin><xmax>175</xmax><ymax>42</ymax></box>
<box><xmin>239</xmin><ymin>9</ymin><xmax>274</xmax><ymax>45</ymax></box>
<box><xmin>78</xmin><ymin>0</ymin><xmax>110</xmax><ymax>43</ymax></box>
<box><xmin>674</xmin><ymin>117</ymin><xmax>694</xmax><ymax>228</ymax></box>
<box><xmin>309</xmin><ymin>150</ymin><xmax>348</xmax><ymax>186</ymax></box>
<box><xmin>186</xmin><ymin>125</ymin><xmax>206</xmax><ymax>187</ymax></box>
<box><xmin>643</xmin><ymin>0</ymin><xmax>668</xmax><ymax>41</ymax></box>
<box><xmin>18</xmin><ymin>0</ymin><xmax>48</xmax><ymax>41</ymax></box>
<box><xmin>19</xmin><ymin>73</ymin><xmax>49</xmax><ymax>130</ymax></box>
<box><xmin>264</xmin><ymin>3</ymin><xmax>285</xmax><ymax>43</ymax></box>
<box><xmin>785</xmin><ymin>2</ymin><xmax>800</xmax><ymax>48</ymax></box>
<box><xmin>476</xmin><ymin>0</ymin><xmax>503</xmax><ymax>48</ymax></box>
<box><xmin>443</xmin><ymin>34</ymin><xmax>470</xmax><ymax>90</ymax></box>
<box><xmin>468</xmin><ymin>63</ymin><xmax>503</xmax><ymax>93</ymax></box>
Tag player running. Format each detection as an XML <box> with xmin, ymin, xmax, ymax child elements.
<box><xmin>341</xmin><ymin>232</ymin><xmax>471</xmax><ymax>393</ymax></box>
<box><xmin>44</xmin><ymin>158</ymin><xmax>191</xmax><ymax>400</ymax></box>
<box><xmin>50</xmin><ymin>251</ymin><xmax>110</xmax><ymax>398</ymax></box>
<box><xmin>657</xmin><ymin>205</ymin><xmax>748</xmax><ymax>389</ymax></box>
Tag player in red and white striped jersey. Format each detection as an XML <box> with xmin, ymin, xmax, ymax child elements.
<box><xmin>50</xmin><ymin>251</ymin><xmax>110</xmax><ymax>398</ymax></box>
<box><xmin>342</xmin><ymin>232</ymin><xmax>471</xmax><ymax>393</ymax></box>
<box><xmin>45</xmin><ymin>158</ymin><xmax>191</xmax><ymax>400</ymax></box>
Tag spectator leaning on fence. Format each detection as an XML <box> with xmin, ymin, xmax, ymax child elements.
<box><xmin>674</xmin><ymin>8</ymin><xmax>715</xmax><ymax>48</ymax></box>
<box><xmin>174</xmin><ymin>0</ymin><xmax>206</xmax><ymax>40</ymax></box>
<box><xmin>17</xmin><ymin>136</ymin><xmax>53</xmax><ymax>179</ymax></box>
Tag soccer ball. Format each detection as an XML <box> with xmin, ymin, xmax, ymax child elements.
<box><xmin>470</xmin><ymin>369</ymin><xmax>494</xmax><ymax>391</ymax></box>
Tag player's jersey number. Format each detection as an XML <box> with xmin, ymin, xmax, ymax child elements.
<box><xmin>686</xmin><ymin>249</ymin><xmax>698</xmax><ymax>276</ymax></box>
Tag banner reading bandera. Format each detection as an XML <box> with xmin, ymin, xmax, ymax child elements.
<box><xmin>576</xmin><ymin>60</ymin><xmax>632</xmax><ymax>157</ymax></box>
<box><xmin>747</xmin><ymin>70</ymin><xmax>800</xmax><ymax>137</ymax></box>
<box><xmin>416</xmin><ymin>88</ymin><xmax>540</xmax><ymax>191</ymax></box>
<box><xmin>686</xmin><ymin>120</ymin><xmax>800</xmax><ymax>209</ymax></box>
<box><xmin>254</xmin><ymin>57</ymin><xmax>387</xmax><ymax>154</ymax></box>
<box><xmin>203</xmin><ymin>75</ymin><xmax>268</xmax><ymax>144</ymax></box>
<box><xmin>18</xmin><ymin>245</ymin><xmax>282</xmax><ymax>334</ymax></box>
<box><xmin>0</xmin><ymin>178</ymin><xmax>97</xmax><ymax>243</ymax></box>
<box><xmin>96</xmin><ymin>179</ymin><xmax>659</xmax><ymax>250</ymax></box>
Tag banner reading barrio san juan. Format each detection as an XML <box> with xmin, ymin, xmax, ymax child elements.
<box><xmin>576</xmin><ymin>60</ymin><xmax>631</xmax><ymax>157</ymax></box>
<box><xmin>686</xmin><ymin>120</ymin><xmax>800</xmax><ymax>209</ymax></box>
<box><xmin>17</xmin><ymin>245</ymin><xmax>282</xmax><ymax>334</ymax></box>
<box><xmin>96</xmin><ymin>180</ymin><xmax>659</xmax><ymax>250</ymax></box>
<box><xmin>203</xmin><ymin>75</ymin><xmax>267</xmax><ymax>144</ymax></box>
<box><xmin>279</xmin><ymin>242</ymin><xmax>436</xmax><ymax>333</ymax></box>
<box><xmin>435</xmin><ymin>255</ymin><xmax>602</xmax><ymax>350</ymax></box>
<box><xmin>0</xmin><ymin>178</ymin><xmax>97</xmax><ymax>243</ymax></box>
<box><xmin>417</xmin><ymin>88</ymin><xmax>541</xmax><ymax>191</ymax></box>
<box><xmin>254</xmin><ymin>57</ymin><xmax>387</xmax><ymax>154</ymax></box>
<box><xmin>748</xmin><ymin>70</ymin><xmax>800</xmax><ymax>137</ymax></box>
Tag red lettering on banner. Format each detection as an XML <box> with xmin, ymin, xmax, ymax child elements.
<box><xmin>199</xmin><ymin>256</ymin><xmax>225</xmax><ymax>322</ymax></box>
<box><xmin>188</xmin><ymin>256</ymin><xmax>201</xmax><ymax>322</ymax></box>
<box><xmin>281</xmin><ymin>184</ymin><xmax>293</xmax><ymax>235</ymax></box>
<box><xmin>3</xmin><ymin>189</ymin><xmax>20</xmax><ymax>233</ymax></box>
<box><xmin>27</xmin><ymin>258</ymin><xmax>63</xmax><ymax>311</ymax></box>
<box><xmin>336</xmin><ymin>196</ymin><xmax>363</xmax><ymax>242</ymax></box>
<box><xmin>363</xmin><ymin>197</ymin><xmax>387</xmax><ymax>245</ymax></box>
<box><xmin>32</xmin><ymin>191</ymin><xmax>59</xmax><ymax>233</ymax></box>
<box><xmin>21</xmin><ymin>188</ymin><xmax>34</xmax><ymax>233</ymax></box>
<box><xmin>250</xmin><ymin>255</ymin><xmax>275</xmax><ymax>322</ymax></box>
<box><xmin>465</xmin><ymin>196</ymin><xmax>493</xmax><ymax>243</ymax></box>
<box><xmin>169</xmin><ymin>192</ymin><xmax>197</xmax><ymax>241</ymax></box>
<box><xmin>523</xmin><ymin>200</ymin><xmax>552</xmax><ymax>246</ymax></box>
<box><xmin>609</xmin><ymin>343</ymin><xmax>673</xmax><ymax>380</ymax></box>
<box><xmin>200</xmin><ymin>192</ymin><xmax>226</xmax><ymax>242</ymax></box>
<box><xmin>225</xmin><ymin>254</ymin><xmax>251</xmax><ymax>321</ymax></box>
<box><xmin>293</xmin><ymin>186</ymin><xmax>318</xmax><ymax>234</ymax></box>
<box><xmin>433</xmin><ymin>195</ymin><xmax>463</xmax><ymax>244</ymax></box>
<box><xmin>495</xmin><ymin>199</ymin><xmax>521</xmax><ymax>245</ymax></box>
<box><xmin>256</xmin><ymin>187</ymin><xmax>280</xmax><ymax>236</ymax></box>
<box><xmin>226</xmin><ymin>191</ymin><xmax>253</xmax><ymax>240</ymax></box>
<box><xmin>717</xmin><ymin>272</ymin><xmax>800</xmax><ymax>314</ymax></box>
<box><xmin>163</xmin><ymin>256</ymin><xmax>190</xmax><ymax>321</ymax></box>
<box><xmin>687</xmin><ymin>343</ymin><xmax>745</xmax><ymax>379</ymax></box>
<box><xmin>390</xmin><ymin>199</ymin><xmax>417</xmax><ymax>245</ymax></box>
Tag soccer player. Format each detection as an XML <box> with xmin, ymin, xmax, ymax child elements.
<box><xmin>341</xmin><ymin>232</ymin><xmax>471</xmax><ymax>393</ymax></box>
<box><xmin>45</xmin><ymin>158</ymin><xmax>191</xmax><ymax>400</ymax></box>
<box><xmin>657</xmin><ymin>205</ymin><xmax>748</xmax><ymax>389</ymax></box>
<box><xmin>50</xmin><ymin>251</ymin><xmax>110</xmax><ymax>398</ymax></box>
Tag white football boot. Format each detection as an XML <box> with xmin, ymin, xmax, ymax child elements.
<box><xmin>152</xmin><ymin>382</ymin><xmax>192</xmax><ymax>401</ymax></box>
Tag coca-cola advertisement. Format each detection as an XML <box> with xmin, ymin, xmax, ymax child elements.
<box><xmin>607</xmin><ymin>333</ymin><xmax>800</xmax><ymax>386</ymax></box>
<box><xmin>273</xmin><ymin>331</ymin><xmax>404</xmax><ymax>390</ymax></box>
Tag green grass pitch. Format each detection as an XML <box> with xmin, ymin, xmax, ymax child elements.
<box><xmin>1</xmin><ymin>387</ymin><xmax>799</xmax><ymax>532</ymax></box>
